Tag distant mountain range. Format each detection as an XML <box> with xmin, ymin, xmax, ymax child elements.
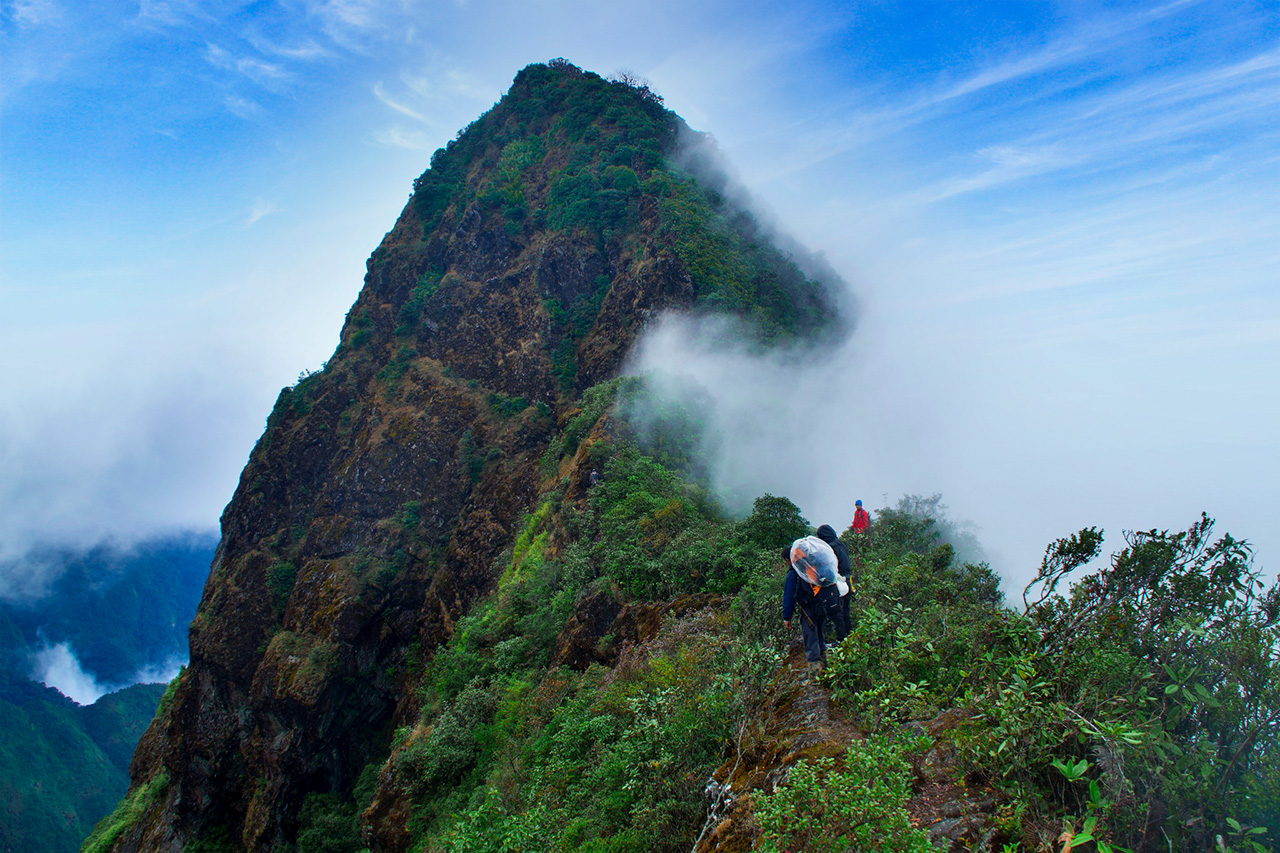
<box><xmin>1</xmin><ymin>532</ymin><xmax>215</xmax><ymax>691</ymax></box>
<box><xmin>0</xmin><ymin>533</ymin><xmax>215</xmax><ymax>853</ymax></box>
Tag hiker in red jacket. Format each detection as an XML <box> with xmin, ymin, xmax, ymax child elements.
<box><xmin>850</xmin><ymin>499</ymin><xmax>870</xmax><ymax>533</ymax></box>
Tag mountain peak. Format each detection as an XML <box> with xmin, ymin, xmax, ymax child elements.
<box><xmin>96</xmin><ymin>62</ymin><xmax>851</xmax><ymax>853</ymax></box>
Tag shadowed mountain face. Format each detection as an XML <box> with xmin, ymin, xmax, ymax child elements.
<box><xmin>101</xmin><ymin>61</ymin><xmax>847</xmax><ymax>852</ymax></box>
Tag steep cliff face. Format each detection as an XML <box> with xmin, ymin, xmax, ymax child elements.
<box><xmin>103</xmin><ymin>62</ymin><xmax>844</xmax><ymax>852</ymax></box>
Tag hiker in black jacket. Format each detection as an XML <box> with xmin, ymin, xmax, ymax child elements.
<box><xmin>816</xmin><ymin>524</ymin><xmax>851</xmax><ymax>642</ymax></box>
<box><xmin>781</xmin><ymin>546</ymin><xmax>828</xmax><ymax>673</ymax></box>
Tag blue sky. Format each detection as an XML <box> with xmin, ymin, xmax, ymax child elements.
<box><xmin>2</xmin><ymin>0</ymin><xmax>1277</xmax><ymax>593</ymax></box>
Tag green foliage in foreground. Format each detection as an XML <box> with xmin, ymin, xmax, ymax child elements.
<box><xmin>280</xmin><ymin>384</ymin><xmax>1277</xmax><ymax>853</ymax></box>
<box><xmin>827</xmin><ymin>503</ymin><xmax>1278</xmax><ymax>851</ymax></box>
<box><xmin>80</xmin><ymin>770</ymin><xmax>167</xmax><ymax>853</ymax></box>
<box><xmin>377</xmin><ymin>457</ymin><xmax>800</xmax><ymax>852</ymax></box>
<box><xmin>754</xmin><ymin>734</ymin><xmax>933</xmax><ymax>853</ymax></box>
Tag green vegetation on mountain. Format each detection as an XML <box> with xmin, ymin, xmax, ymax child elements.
<box><xmin>285</xmin><ymin>377</ymin><xmax>1277</xmax><ymax>853</ymax></box>
<box><xmin>395</xmin><ymin>58</ymin><xmax>838</xmax><ymax>369</ymax></box>
<box><xmin>93</xmin><ymin>62</ymin><xmax>1275</xmax><ymax>853</ymax></box>
<box><xmin>0</xmin><ymin>678</ymin><xmax>166</xmax><ymax>853</ymax></box>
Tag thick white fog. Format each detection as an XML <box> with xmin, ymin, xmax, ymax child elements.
<box><xmin>3</xmin><ymin>0</ymin><xmax>1276</xmax><ymax>598</ymax></box>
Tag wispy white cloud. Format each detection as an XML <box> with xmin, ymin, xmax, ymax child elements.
<box><xmin>245</xmin><ymin>197</ymin><xmax>276</xmax><ymax>226</ymax></box>
<box><xmin>307</xmin><ymin>0</ymin><xmax>407</xmax><ymax>52</ymax></box>
<box><xmin>223</xmin><ymin>93</ymin><xmax>263</xmax><ymax>118</ymax></box>
<box><xmin>204</xmin><ymin>42</ymin><xmax>290</xmax><ymax>86</ymax></box>
<box><xmin>11</xmin><ymin>0</ymin><xmax>63</xmax><ymax>27</ymax></box>
<box><xmin>135</xmin><ymin>0</ymin><xmax>205</xmax><ymax>27</ymax></box>
<box><xmin>400</xmin><ymin>70</ymin><xmax>434</xmax><ymax>98</ymax></box>
<box><xmin>372</xmin><ymin>125</ymin><xmax>434</xmax><ymax>149</ymax></box>
<box><xmin>924</xmin><ymin>145</ymin><xmax>1082</xmax><ymax>201</ymax></box>
<box><xmin>248</xmin><ymin>35</ymin><xmax>331</xmax><ymax>61</ymax></box>
<box><xmin>132</xmin><ymin>656</ymin><xmax>183</xmax><ymax>685</ymax></box>
<box><xmin>761</xmin><ymin>2</ymin><xmax>1275</xmax><ymax>191</ymax></box>
<box><xmin>373</xmin><ymin>81</ymin><xmax>427</xmax><ymax>121</ymax></box>
<box><xmin>32</xmin><ymin>641</ymin><xmax>108</xmax><ymax>704</ymax></box>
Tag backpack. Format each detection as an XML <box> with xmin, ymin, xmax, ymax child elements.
<box><xmin>790</xmin><ymin>536</ymin><xmax>839</xmax><ymax>588</ymax></box>
<box><xmin>813</xmin><ymin>582</ymin><xmax>842</xmax><ymax>620</ymax></box>
<box><xmin>790</xmin><ymin>536</ymin><xmax>842</xmax><ymax>619</ymax></box>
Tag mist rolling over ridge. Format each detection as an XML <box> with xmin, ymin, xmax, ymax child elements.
<box><xmin>3</xmin><ymin>0</ymin><xmax>1276</xmax><ymax>589</ymax></box>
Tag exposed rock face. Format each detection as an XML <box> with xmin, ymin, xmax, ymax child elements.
<box><xmin>110</xmin><ymin>61</ymin><xmax>844</xmax><ymax>852</ymax></box>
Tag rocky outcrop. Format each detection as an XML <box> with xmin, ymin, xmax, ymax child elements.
<box><xmin>692</xmin><ymin>652</ymin><xmax>1003</xmax><ymax>853</ymax></box>
<box><xmin>551</xmin><ymin>589</ymin><xmax>723</xmax><ymax>670</ymax></box>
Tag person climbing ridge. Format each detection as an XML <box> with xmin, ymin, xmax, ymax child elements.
<box><xmin>815</xmin><ymin>524</ymin><xmax>851</xmax><ymax>642</ymax></box>
<box><xmin>781</xmin><ymin>536</ymin><xmax>841</xmax><ymax>675</ymax></box>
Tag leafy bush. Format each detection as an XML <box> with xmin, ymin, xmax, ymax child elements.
<box><xmin>487</xmin><ymin>392</ymin><xmax>529</xmax><ymax>419</ymax></box>
<box><xmin>399</xmin><ymin>681</ymin><xmax>497</xmax><ymax>799</ymax></box>
<box><xmin>458</xmin><ymin>430</ymin><xmax>501</xmax><ymax>484</ymax></box>
<box><xmin>431</xmin><ymin>619</ymin><xmax>739</xmax><ymax>853</ymax></box>
<box><xmin>953</xmin><ymin>514</ymin><xmax>1280</xmax><ymax>850</ymax></box>
<box><xmin>396</xmin><ymin>269</ymin><xmax>443</xmax><ymax>334</ymax></box>
<box><xmin>540</xmin><ymin>378</ymin><xmax>628</xmax><ymax>473</ymax></box>
<box><xmin>80</xmin><ymin>772</ymin><xmax>168</xmax><ymax>853</ymax></box>
<box><xmin>752</xmin><ymin>735</ymin><xmax>932</xmax><ymax>853</ymax></box>
<box><xmin>412</xmin><ymin>147</ymin><xmax>464</xmax><ymax>233</ymax></box>
<box><xmin>266</xmin><ymin>561</ymin><xmax>298</xmax><ymax>613</ymax></box>
<box><xmin>737</xmin><ymin>493</ymin><xmax>810</xmax><ymax>551</ymax></box>
<box><xmin>295</xmin><ymin>792</ymin><xmax>362</xmax><ymax>853</ymax></box>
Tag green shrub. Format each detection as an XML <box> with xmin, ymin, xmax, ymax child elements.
<box><xmin>398</xmin><ymin>500</ymin><xmax>422</xmax><ymax>531</ymax></box>
<box><xmin>458</xmin><ymin>430</ymin><xmax>501</xmax><ymax>483</ymax></box>
<box><xmin>540</xmin><ymin>378</ymin><xmax>627</xmax><ymax>473</ymax></box>
<box><xmin>737</xmin><ymin>494</ymin><xmax>809</xmax><ymax>551</ymax></box>
<box><xmin>952</xmin><ymin>514</ymin><xmax>1280</xmax><ymax>849</ymax></box>
<box><xmin>412</xmin><ymin>147</ymin><xmax>464</xmax><ymax>232</ymax></box>
<box><xmin>154</xmin><ymin>667</ymin><xmax>184</xmax><ymax>719</ymax></box>
<box><xmin>397</xmin><ymin>270</ymin><xmax>443</xmax><ymax>333</ymax></box>
<box><xmin>295</xmin><ymin>792</ymin><xmax>361</xmax><ymax>853</ymax></box>
<box><xmin>400</xmin><ymin>681</ymin><xmax>497</xmax><ymax>799</ymax></box>
<box><xmin>487</xmin><ymin>392</ymin><xmax>529</xmax><ymax>419</ymax></box>
<box><xmin>80</xmin><ymin>772</ymin><xmax>168</xmax><ymax>853</ymax></box>
<box><xmin>752</xmin><ymin>735</ymin><xmax>932</xmax><ymax>853</ymax></box>
<box><xmin>266</xmin><ymin>561</ymin><xmax>298</xmax><ymax>613</ymax></box>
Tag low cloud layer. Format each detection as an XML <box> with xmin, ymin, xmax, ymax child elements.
<box><xmin>32</xmin><ymin>641</ymin><xmax>109</xmax><ymax>705</ymax></box>
<box><xmin>30</xmin><ymin>641</ymin><xmax>182</xmax><ymax>705</ymax></box>
<box><xmin>625</xmin><ymin>311</ymin><xmax>954</xmax><ymax>541</ymax></box>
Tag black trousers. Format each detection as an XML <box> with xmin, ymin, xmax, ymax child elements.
<box><xmin>798</xmin><ymin>606</ymin><xmax>826</xmax><ymax>662</ymax></box>
<box><xmin>829</xmin><ymin>592</ymin><xmax>851</xmax><ymax>643</ymax></box>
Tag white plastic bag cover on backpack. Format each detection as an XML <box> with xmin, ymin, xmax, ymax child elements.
<box><xmin>789</xmin><ymin>536</ymin><xmax>839</xmax><ymax>588</ymax></box>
